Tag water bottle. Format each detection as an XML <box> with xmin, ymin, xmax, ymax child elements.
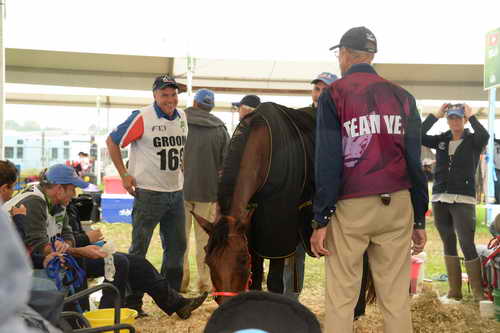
<box><xmin>101</xmin><ymin>241</ymin><xmax>116</xmax><ymax>282</ymax></box>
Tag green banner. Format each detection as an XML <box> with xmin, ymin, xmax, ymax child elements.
<box><xmin>485</xmin><ymin>27</ymin><xmax>500</xmax><ymax>90</ymax></box>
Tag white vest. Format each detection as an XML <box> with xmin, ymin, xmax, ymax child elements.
<box><xmin>128</xmin><ymin>104</ymin><xmax>188</xmax><ymax>192</ymax></box>
<box><xmin>3</xmin><ymin>186</ymin><xmax>66</xmax><ymax>240</ymax></box>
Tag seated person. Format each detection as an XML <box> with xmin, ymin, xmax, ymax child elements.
<box><xmin>0</xmin><ymin>161</ymin><xmax>60</xmax><ymax>292</ymax></box>
<box><xmin>67</xmin><ymin>197</ymin><xmax>207</xmax><ymax>319</ymax></box>
<box><xmin>1</xmin><ymin>162</ymin><xmax>206</xmax><ymax>319</ymax></box>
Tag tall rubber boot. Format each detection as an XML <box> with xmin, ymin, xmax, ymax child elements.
<box><xmin>444</xmin><ymin>255</ymin><xmax>462</xmax><ymax>300</ymax></box>
<box><xmin>464</xmin><ymin>257</ymin><xmax>486</xmax><ymax>301</ymax></box>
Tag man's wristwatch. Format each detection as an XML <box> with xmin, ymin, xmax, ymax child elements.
<box><xmin>311</xmin><ymin>219</ymin><xmax>327</xmax><ymax>230</ymax></box>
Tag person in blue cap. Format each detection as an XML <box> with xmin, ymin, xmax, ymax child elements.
<box><xmin>2</xmin><ymin>164</ymin><xmax>124</xmax><ymax>310</ymax></box>
<box><xmin>311</xmin><ymin>72</ymin><xmax>338</xmax><ymax>108</ymax></box>
<box><xmin>422</xmin><ymin>103</ymin><xmax>489</xmax><ymax>302</ymax></box>
<box><xmin>3</xmin><ymin>163</ymin><xmax>208</xmax><ymax>318</ymax></box>
<box><xmin>298</xmin><ymin>72</ymin><xmax>338</xmax><ymax>117</ymax></box>
<box><xmin>283</xmin><ymin>72</ymin><xmax>338</xmax><ymax>300</ymax></box>
<box><xmin>181</xmin><ymin>89</ymin><xmax>230</xmax><ymax>293</ymax></box>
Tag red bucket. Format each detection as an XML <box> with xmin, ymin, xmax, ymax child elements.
<box><xmin>410</xmin><ymin>257</ymin><xmax>424</xmax><ymax>294</ymax></box>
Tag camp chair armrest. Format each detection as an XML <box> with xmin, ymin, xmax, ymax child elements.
<box><xmin>64</xmin><ymin>283</ymin><xmax>121</xmax><ymax>326</ymax></box>
<box><xmin>60</xmin><ymin>311</ymin><xmax>92</xmax><ymax>327</ymax></box>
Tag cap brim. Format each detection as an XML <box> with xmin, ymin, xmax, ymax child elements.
<box><xmin>232</xmin><ymin>102</ymin><xmax>241</xmax><ymax>107</ymax></box>
<box><xmin>311</xmin><ymin>78</ymin><xmax>333</xmax><ymax>85</ymax></box>
<box><xmin>329</xmin><ymin>44</ymin><xmax>341</xmax><ymax>51</ymax></box>
<box><xmin>155</xmin><ymin>83</ymin><xmax>179</xmax><ymax>90</ymax></box>
<box><xmin>446</xmin><ymin>111</ymin><xmax>464</xmax><ymax>118</ymax></box>
<box><xmin>71</xmin><ymin>178</ymin><xmax>89</xmax><ymax>188</ymax></box>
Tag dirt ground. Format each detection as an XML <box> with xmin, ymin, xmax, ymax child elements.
<box><xmin>98</xmin><ymin>221</ymin><xmax>500</xmax><ymax>332</ymax></box>
<box><xmin>131</xmin><ymin>291</ymin><xmax>500</xmax><ymax>333</ymax></box>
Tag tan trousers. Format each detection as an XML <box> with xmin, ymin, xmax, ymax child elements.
<box><xmin>181</xmin><ymin>201</ymin><xmax>215</xmax><ymax>293</ymax></box>
<box><xmin>325</xmin><ymin>190</ymin><xmax>413</xmax><ymax>333</ymax></box>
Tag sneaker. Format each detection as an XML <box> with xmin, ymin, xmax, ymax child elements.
<box><xmin>176</xmin><ymin>292</ymin><xmax>208</xmax><ymax>320</ymax></box>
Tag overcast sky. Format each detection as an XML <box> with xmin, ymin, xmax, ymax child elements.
<box><xmin>4</xmin><ymin>0</ymin><xmax>500</xmax><ymax>133</ymax></box>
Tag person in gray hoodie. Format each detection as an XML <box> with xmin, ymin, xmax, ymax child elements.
<box><xmin>181</xmin><ymin>89</ymin><xmax>230</xmax><ymax>293</ymax></box>
<box><xmin>0</xmin><ymin>195</ymin><xmax>62</xmax><ymax>333</ymax></box>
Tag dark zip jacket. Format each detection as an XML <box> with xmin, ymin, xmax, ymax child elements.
<box><xmin>422</xmin><ymin>114</ymin><xmax>489</xmax><ymax>197</ymax></box>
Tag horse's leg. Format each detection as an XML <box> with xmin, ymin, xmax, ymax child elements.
<box><xmin>249</xmin><ymin>248</ymin><xmax>264</xmax><ymax>291</ymax></box>
<box><xmin>267</xmin><ymin>258</ymin><xmax>285</xmax><ymax>294</ymax></box>
<box><xmin>354</xmin><ymin>252</ymin><xmax>370</xmax><ymax>319</ymax></box>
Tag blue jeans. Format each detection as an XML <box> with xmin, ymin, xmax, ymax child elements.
<box><xmin>129</xmin><ymin>189</ymin><xmax>186</xmax><ymax>291</ymax></box>
<box><xmin>283</xmin><ymin>243</ymin><xmax>305</xmax><ymax>300</ymax></box>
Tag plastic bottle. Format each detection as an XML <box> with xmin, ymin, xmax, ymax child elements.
<box><xmin>101</xmin><ymin>241</ymin><xmax>116</xmax><ymax>282</ymax></box>
<box><xmin>414</xmin><ymin>252</ymin><xmax>427</xmax><ymax>294</ymax></box>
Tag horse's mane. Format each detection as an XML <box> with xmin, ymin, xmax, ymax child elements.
<box><xmin>218</xmin><ymin>113</ymin><xmax>267</xmax><ymax>215</ymax></box>
<box><xmin>206</xmin><ymin>218</ymin><xmax>230</xmax><ymax>256</ymax></box>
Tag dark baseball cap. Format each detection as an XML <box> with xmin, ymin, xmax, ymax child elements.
<box><xmin>152</xmin><ymin>75</ymin><xmax>179</xmax><ymax>91</ymax></box>
<box><xmin>329</xmin><ymin>26</ymin><xmax>377</xmax><ymax>53</ymax></box>
<box><xmin>232</xmin><ymin>95</ymin><xmax>261</xmax><ymax>108</ymax></box>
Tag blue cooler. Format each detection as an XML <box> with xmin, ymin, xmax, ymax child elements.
<box><xmin>101</xmin><ymin>193</ymin><xmax>134</xmax><ymax>223</ymax></box>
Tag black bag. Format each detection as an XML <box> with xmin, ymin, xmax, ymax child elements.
<box><xmin>73</xmin><ymin>195</ymin><xmax>94</xmax><ymax>221</ymax></box>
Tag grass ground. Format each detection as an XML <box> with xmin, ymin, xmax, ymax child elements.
<box><xmin>94</xmin><ymin>210</ymin><xmax>500</xmax><ymax>332</ymax></box>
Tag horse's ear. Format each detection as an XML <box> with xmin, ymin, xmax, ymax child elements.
<box><xmin>192</xmin><ymin>211</ymin><xmax>214</xmax><ymax>234</ymax></box>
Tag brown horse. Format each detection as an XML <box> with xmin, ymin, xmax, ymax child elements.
<box><xmin>194</xmin><ymin>117</ymin><xmax>271</xmax><ymax>304</ymax></box>
<box><xmin>194</xmin><ymin>103</ymin><xmax>373</xmax><ymax>311</ymax></box>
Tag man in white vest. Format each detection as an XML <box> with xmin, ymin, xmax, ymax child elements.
<box><xmin>106</xmin><ymin>75</ymin><xmax>188</xmax><ymax>303</ymax></box>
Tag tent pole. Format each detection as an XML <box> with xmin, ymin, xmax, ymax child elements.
<box><xmin>486</xmin><ymin>87</ymin><xmax>497</xmax><ymax>224</ymax></box>
<box><xmin>0</xmin><ymin>1</ymin><xmax>5</xmax><ymax>160</ymax></box>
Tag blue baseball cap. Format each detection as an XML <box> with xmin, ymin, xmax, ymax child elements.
<box><xmin>311</xmin><ymin>72</ymin><xmax>338</xmax><ymax>86</ymax></box>
<box><xmin>46</xmin><ymin>164</ymin><xmax>89</xmax><ymax>188</ymax></box>
<box><xmin>194</xmin><ymin>89</ymin><xmax>215</xmax><ymax>108</ymax></box>
<box><xmin>446</xmin><ymin>105</ymin><xmax>465</xmax><ymax>118</ymax></box>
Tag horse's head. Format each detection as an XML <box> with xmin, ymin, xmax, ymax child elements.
<box><xmin>193</xmin><ymin>211</ymin><xmax>253</xmax><ymax>305</ymax></box>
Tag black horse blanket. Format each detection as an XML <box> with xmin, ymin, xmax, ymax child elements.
<box><xmin>218</xmin><ymin>102</ymin><xmax>315</xmax><ymax>259</ymax></box>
